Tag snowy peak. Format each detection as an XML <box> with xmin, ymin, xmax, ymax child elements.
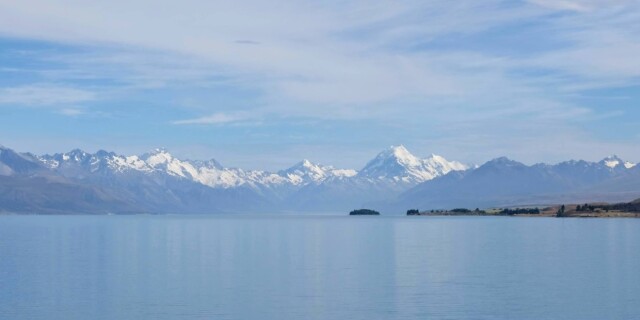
<box><xmin>601</xmin><ymin>155</ymin><xmax>623</xmax><ymax>168</ymax></box>
<box><xmin>141</xmin><ymin>148</ymin><xmax>174</xmax><ymax>166</ymax></box>
<box><xmin>377</xmin><ymin>145</ymin><xmax>421</xmax><ymax>166</ymax></box>
<box><xmin>361</xmin><ymin>145</ymin><xmax>417</xmax><ymax>174</ymax></box>
<box><xmin>280</xmin><ymin>159</ymin><xmax>356</xmax><ymax>185</ymax></box>
<box><xmin>39</xmin><ymin>149</ymin><xmax>151</xmax><ymax>174</ymax></box>
<box><xmin>286</xmin><ymin>159</ymin><xmax>324</xmax><ymax>172</ymax></box>
<box><xmin>424</xmin><ymin>154</ymin><xmax>467</xmax><ymax>172</ymax></box>
<box><xmin>280</xmin><ymin>160</ymin><xmax>327</xmax><ymax>185</ymax></box>
<box><xmin>140</xmin><ymin>149</ymin><xmax>200</xmax><ymax>179</ymax></box>
<box><xmin>389</xmin><ymin>145</ymin><xmax>420</xmax><ymax>165</ymax></box>
<box><xmin>599</xmin><ymin>155</ymin><xmax>635</xmax><ymax>169</ymax></box>
<box><xmin>359</xmin><ymin>145</ymin><xmax>467</xmax><ymax>183</ymax></box>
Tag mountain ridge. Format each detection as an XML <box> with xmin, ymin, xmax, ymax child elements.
<box><xmin>1</xmin><ymin>144</ymin><xmax>638</xmax><ymax>214</ymax></box>
<box><xmin>397</xmin><ymin>155</ymin><xmax>640</xmax><ymax>211</ymax></box>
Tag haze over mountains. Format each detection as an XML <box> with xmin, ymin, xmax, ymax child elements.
<box><xmin>1</xmin><ymin>144</ymin><xmax>638</xmax><ymax>214</ymax></box>
<box><xmin>398</xmin><ymin>155</ymin><xmax>640</xmax><ymax>211</ymax></box>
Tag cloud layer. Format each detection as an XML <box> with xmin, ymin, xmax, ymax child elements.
<box><xmin>0</xmin><ymin>0</ymin><xmax>638</xmax><ymax>168</ymax></box>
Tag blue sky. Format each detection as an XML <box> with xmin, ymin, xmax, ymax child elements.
<box><xmin>0</xmin><ymin>0</ymin><xmax>638</xmax><ymax>170</ymax></box>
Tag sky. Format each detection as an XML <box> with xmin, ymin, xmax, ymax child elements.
<box><xmin>0</xmin><ymin>0</ymin><xmax>639</xmax><ymax>170</ymax></box>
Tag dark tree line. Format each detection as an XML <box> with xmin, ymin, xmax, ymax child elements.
<box><xmin>578</xmin><ymin>202</ymin><xmax>640</xmax><ymax>213</ymax></box>
<box><xmin>605</xmin><ymin>202</ymin><xmax>640</xmax><ymax>212</ymax></box>
<box><xmin>500</xmin><ymin>208</ymin><xmax>540</xmax><ymax>215</ymax></box>
<box><xmin>350</xmin><ymin>209</ymin><xmax>380</xmax><ymax>215</ymax></box>
<box><xmin>405</xmin><ymin>207</ymin><xmax>544</xmax><ymax>216</ymax></box>
<box><xmin>576</xmin><ymin>204</ymin><xmax>597</xmax><ymax>212</ymax></box>
<box><xmin>418</xmin><ymin>208</ymin><xmax>487</xmax><ymax>215</ymax></box>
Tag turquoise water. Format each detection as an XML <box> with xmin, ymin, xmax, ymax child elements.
<box><xmin>1</xmin><ymin>215</ymin><xmax>639</xmax><ymax>319</ymax></box>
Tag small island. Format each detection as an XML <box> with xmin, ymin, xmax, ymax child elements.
<box><xmin>349</xmin><ymin>209</ymin><xmax>380</xmax><ymax>216</ymax></box>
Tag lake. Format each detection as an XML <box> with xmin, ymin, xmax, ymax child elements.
<box><xmin>1</xmin><ymin>215</ymin><xmax>639</xmax><ymax>319</ymax></box>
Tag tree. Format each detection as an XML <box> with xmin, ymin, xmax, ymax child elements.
<box><xmin>556</xmin><ymin>205</ymin><xmax>566</xmax><ymax>217</ymax></box>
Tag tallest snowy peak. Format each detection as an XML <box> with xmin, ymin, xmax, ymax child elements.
<box><xmin>389</xmin><ymin>144</ymin><xmax>409</xmax><ymax>153</ymax></box>
<box><xmin>386</xmin><ymin>145</ymin><xmax>410</xmax><ymax>156</ymax></box>
<box><xmin>380</xmin><ymin>145</ymin><xmax>420</xmax><ymax>165</ymax></box>
<box><xmin>359</xmin><ymin>145</ymin><xmax>467</xmax><ymax>183</ymax></box>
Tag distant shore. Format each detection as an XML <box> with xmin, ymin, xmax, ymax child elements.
<box><xmin>411</xmin><ymin>211</ymin><xmax>640</xmax><ymax>218</ymax></box>
<box><xmin>407</xmin><ymin>203</ymin><xmax>640</xmax><ymax>218</ymax></box>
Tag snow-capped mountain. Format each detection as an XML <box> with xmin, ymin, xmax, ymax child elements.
<box><xmin>398</xmin><ymin>155</ymin><xmax>640</xmax><ymax>210</ymax></box>
<box><xmin>358</xmin><ymin>145</ymin><xmax>467</xmax><ymax>183</ymax></box>
<box><xmin>36</xmin><ymin>147</ymin><xmax>360</xmax><ymax>192</ymax></box>
<box><xmin>1</xmin><ymin>144</ymin><xmax>470</xmax><ymax>213</ymax></box>
<box><xmin>1</xmin><ymin>143</ymin><xmax>639</xmax><ymax>214</ymax></box>
<box><xmin>138</xmin><ymin>149</ymin><xmax>359</xmax><ymax>190</ymax></box>
<box><xmin>599</xmin><ymin>155</ymin><xmax>636</xmax><ymax>170</ymax></box>
<box><xmin>12</xmin><ymin>145</ymin><xmax>465</xmax><ymax>194</ymax></box>
<box><xmin>39</xmin><ymin>149</ymin><xmax>153</xmax><ymax>175</ymax></box>
<box><xmin>279</xmin><ymin>159</ymin><xmax>357</xmax><ymax>185</ymax></box>
<box><xmin>283</xmin><ymin>146</ymin><xmax>468</xmax><ymax>211</ymax></box>
<box><xmin>140</xmin><ymin>148</ymin><xmax>255</xmax><ymax>188</ymax></box>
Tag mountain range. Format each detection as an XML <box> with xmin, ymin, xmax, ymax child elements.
<box><xmin>0</xmin><ymin>144</ymin><xmax>638</xmax><ymax>214</ymax></box>
<box><xmin>397</xmin><ymin>155</ymin><xmax>640</xmax><ymax>211</ymax></box>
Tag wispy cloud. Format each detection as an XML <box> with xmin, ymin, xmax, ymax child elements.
<box><xmin>0</xmin><ymin>2</ymin><xmax>539</xmax><ymax>104</ymax></box>
<box><xmin>0</xmin><ymin>84</ymin><xmax>95</xmax><ymax>106</ymax></box>
<box><xmin>0</xmin><ymin>0</ymin><xmax>638</xmax><ymax>167</ymax></box>
<box><xmin>528</xmin><ymin>0</ymin><xmax>593</xmax><ymax>12</ymax></box>
<box><xmin>57</xmin><ymin>108</ymin><xmax>85</xmax><ymax>116</ymax></box>
<box><xmin>1</xmin><ymin>1</ymin><xmax>637</xmax><ymax>109</ymax></box>
<box><xmin>528</xmin><ymin>0</ymin><xmax>633</xmax><ymax>12</ymax></box>
<box><xmin>234</xmin><ymin>40</ymin><xmax>260</xmax><ymax>45</ymax></box>
<box><xmin>172</xmin><ymin>112</ymin><xmax>253</xmax><ymax>125</ymax></box>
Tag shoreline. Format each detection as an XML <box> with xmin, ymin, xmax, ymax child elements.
<box><xmin>408</xmin><ymin>211</ymin><xmax>640</xmax><ymax>218</ymax></box>
<box><xmin>409</xmin><ymin>213</ymin><xmax>640</xmax><ymax>218</ymax></box>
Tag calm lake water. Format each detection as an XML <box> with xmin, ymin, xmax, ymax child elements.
<box><xmin>1</xmin><ymin>215</ymin><xmax>639</xmax><ymax>320</ymax></box>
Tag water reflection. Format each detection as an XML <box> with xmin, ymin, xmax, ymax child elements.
<box><xmin>1</xmin><ymin>215</ymin><xmax>639</xmax><ymax>319</ymax></box>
